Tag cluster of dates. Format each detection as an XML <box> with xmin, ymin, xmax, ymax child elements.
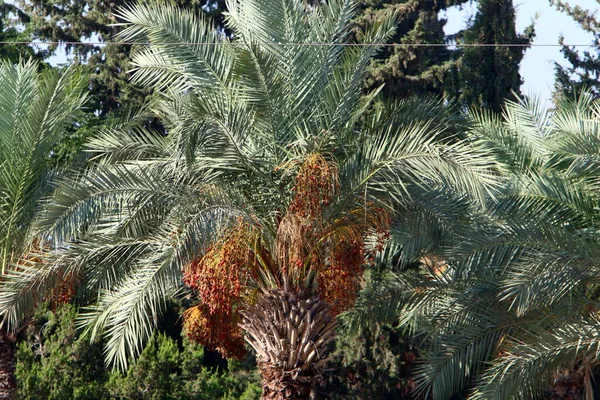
<box><xmin>183</xmin><ymin>154</ymin><xmax>390</xmax><ymax>357</ymax></box>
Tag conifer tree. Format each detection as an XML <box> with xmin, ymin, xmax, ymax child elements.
<box><xmin>17</xmin><ymin>0</ymin><xmax>209</xmax><ymax>116</ymax></box>
<box><xmin>0</xmin><ymin>2</ymin><xmax>39</xmax><ymax>63</ymax></box>
<box><xmin>551</xmin><ymin>0</ymin><xmax>600</xmax><ymax>99</ymax></box>
<box><xmin>15</xmin><ymin>0</ymin><xmax>532</xmax><ymax>110</ymax></box>
<box><xmin>358</xmin><ymin>0</ymin><xmax>469</xmax><ymax>100</ymax></box>
<box><xmin>446</xmin><ymin>0</ymin><xmax>535</xmax><ymax>111</ymax></box>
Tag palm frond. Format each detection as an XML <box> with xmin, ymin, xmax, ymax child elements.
<box><xmin>416</xmin><ymin>309</ymin><xmax>509</xmax><ymax>400</ymax></box>
<box><xmin>78</xmin><ymin>245</ymin><xmax>182</xmax><ymax>370</ymax></box>
<box><xmin>339</xmin><ymin>111</ymin><xmax>502</xmax><ymax>211</ymax></box>
<box><xmin>116</xmin><ymin>3</ymin><xmax>235</xmax><ymax>93</ymax></box>
<box><xmin>36</xmin><ymin>164</ymin><xmax>186</xmax><ymax>245</ymax></box>
<box><xmin>471</xmin><ymin>318</ymin><xmax>600</xmax><ymax>400</ymax></box>
<box><xmin>0</xmin><ymin>60</ymin><xmax>87</xmax><ymax>272</ymax></box>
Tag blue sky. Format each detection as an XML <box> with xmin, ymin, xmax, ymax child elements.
<box><xmin>443</xmin><ymin>0</ymin><xmax>599</xmax><ymax>103</ymax></box>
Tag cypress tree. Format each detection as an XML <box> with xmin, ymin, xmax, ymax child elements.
<box><xmin>446</xmin><ymin>0</ymin><xmax>535</xmax><ymax>111</ymax></box>
<box><xmin>15</xmin><ymin>0</ymin><xmax>531</xmax><ymax>110</ymax></box>
<box><xmin>358</xmin><ymin>0</ymin><xmax>470</xmax><ymax>100</ymax></box>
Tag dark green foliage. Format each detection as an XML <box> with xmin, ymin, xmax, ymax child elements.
<box><xmin>0</xmin><ymin>2</ymin><xmax>40</xmax><ymax>63</ymax></box>
<box><xmin>17</xmin><ymin>0</ymin><xmax>210</xmax><ymax>116</ymax></box>
<box><xmin>16</xmin><ymin>305</ymin><xmax>109</xmax><ymax>400</ymax></box>
<box><xmin>15</xmin><ymin>0</ymin><xmax>531</xmax><ymax>111</ymax></box>
<box><xmin>358</xmin><ymin>0</ymin><xmax>469</xmax><ymax>100</ymax></box>
<box><xmin>11</xmin><ymin>0</ymin><xmax>462</xmax><ymax>104</ymax></box>
<box><xmin>48</xmin><ymin>119</ymin><xmax>95</xmax><ymax>166</ymax></box>
<box><xmin>107</xmin><ymin>333</ymin><xmax>183</xmax><ymax>400</ymax></box>
<box><xmin>107</xmin><ymin>334</ymin><xmax>261</xmax><ymax>400</ymax></box>
<box><xmin>322</xmin><ymin>263</ymin><xmax>424</xmax><ymax>399</ymax></box>
<box><xmin>551</xmin><ymin>0</ymin><xmax>600</xmax><ymax>100</ymax></box>
<box><xmin>16</xmin><ymin>304</ymin><xmax>425</xmax><ymax>399</ymax></box>
<box><xmin>324</xmin><ymin>324</ymin><xmax>419</xmax><ymax>399</ymax></box>
<box><xmin>446</xmin><ymin>0</ymin><xmax>535</xmax><ymax>111</ymax></box>
<box><xmin>16</xmin><ymin>305</ymin><xmax>261</xmax><ymax>400</ymax></box>
<box><xmin>357</xmin><ymin>0</ymin><xmax>532</xmax><ymax>109</ymax></box>
<box><xmin>17</xmin><ymin>0</ymin><xmax>137</xmax><ymax>116</ymax></box>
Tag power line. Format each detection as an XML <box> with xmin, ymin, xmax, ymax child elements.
<box><xmin>2</xmin><ymin>40</ymin><xmax>600</xmax><ymax>47</ymax></box>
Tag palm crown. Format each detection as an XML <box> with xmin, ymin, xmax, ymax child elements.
<box><xmin>0</xmin><ymin>59</ymin><xmax>87</xmax><ymax>399</ymax></box>
<box><xmin>349</xmin><ymin>94</ymin><xmax>600</xmax><ymax>400</ymax></box>
<box><xmin>0</xmin><ymin>1</ymin><xmax>501</xmax><ymax>395</ymax></box>
<box><xmin>0</xmin><ymin>60</ymin><xmax>87</xmax><ymax>273</ymax></box>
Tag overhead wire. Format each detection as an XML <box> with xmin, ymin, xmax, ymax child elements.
<box><xmin>0</xmin><ymin>41</ymin><xmax>599</xmax><ymax>47</ymax></box>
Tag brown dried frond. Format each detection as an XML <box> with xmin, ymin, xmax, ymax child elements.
<box><xmin>326</xmin><ymin>203</ymin><xmax>390</xmax><ymax>258</ymax></box>
<box><xmin>46</xmin><ymin>267</ymin><xmax>82</xmax><ymax>310</ymax></box>
<box><xmin>19</xmin><ymin>242</ymin><xmax>81</xmax><ymax>309</ymax></box>
<box><xmin>17</xmin><ymin>238</ymin><xmax>52</xmax><ymax>266</ymax></box>
<box><xmin>420</xmin><ymin>254</ymin><xmax>447</xmax><ymax>277</ymax></box>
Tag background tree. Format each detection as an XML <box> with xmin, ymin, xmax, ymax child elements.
<box><xmin>445</xmin><ymin>0</ymin><xmax>535</xmax><ymax>111</ymax></box>
<box><xmin>359</xmin><ymin>0</ymin><xmax>533</xmax><ymax>108</ymax></box>
<box><xmin>19</xmin><ymin>301</ymin><xmax>424</xmax><ymax>399</ymax></box>
<box><xmin>325</xmin><ymin>316</ymin><xmax>420</xmax><ymax>398</ymax></box>
<box><xmin>358</xmin><ymin>0</ymin><xmax>468</xmax><ymax>100</ymax></box>
<box><xmin>551</xmin><ymin>0</ymin><xmax>600</xmax><ymax>100</ymax></box>
<box><xmin>17</xmin><ymin>304</ymin><xmax>262</xmax><ymax>400</ymax></box>
<box><xmin>17</xmin><ymin>0</ymin><xmax>211</xmax><ymax>117</ymax></box>
<box><xmin>18</xmin><ymin>0</ymin><xmax>532</xmax><ymax>109</ymax></box>
<box><xmin>0</xmin><ymin>2</ymin><xmax>40</xmax><ymax>63</ymax></box>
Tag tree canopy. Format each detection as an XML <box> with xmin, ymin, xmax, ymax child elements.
<box><xmin>552</xmin><ymin>0</ymin><xmax>600</xmax><ymax>100</ymax></box>
<box><xmin>0</xmin><ymin>0</ymin><xmax>499</xmax><ymax>388</ymax></box>
<box><xmin>446</xmin><ymin>0</ymin><xmax>535</xmax><ymax>111</ymax></box>
<box><xmin>7</xmin><ymin>0</ymin><xmax>600</xmax><ymax>399</ymax></box>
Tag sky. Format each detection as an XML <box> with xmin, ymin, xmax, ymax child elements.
<box><xmin>443</xmin><ymin>0</ymin><xmax>600</xmax><ymax>103</ymax></box>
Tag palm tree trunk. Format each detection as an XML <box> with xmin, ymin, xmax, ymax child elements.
<box><xmin>240</xmin><ymin>288</ymin><xmax>337</xmax><ymax>400</ymax></box>
<box><xmin>0</xmin><ymin>332</ymin><xmax>16</xmax><ymax>400</ymax></box>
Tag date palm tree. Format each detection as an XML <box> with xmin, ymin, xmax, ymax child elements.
<box><xmin>0</xmin><ymin>60</ymin><xmax>87</xmax><ymax>399</ymax></box>
<box><xmin>0</xmin><ymin>1</ymin><xmax>501</xmax><ymax>398</ymax></box>
<box><xmin>350</xmin><ymin>93</ymin><xmax>600</xmax><ymax>400</ymax></box>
